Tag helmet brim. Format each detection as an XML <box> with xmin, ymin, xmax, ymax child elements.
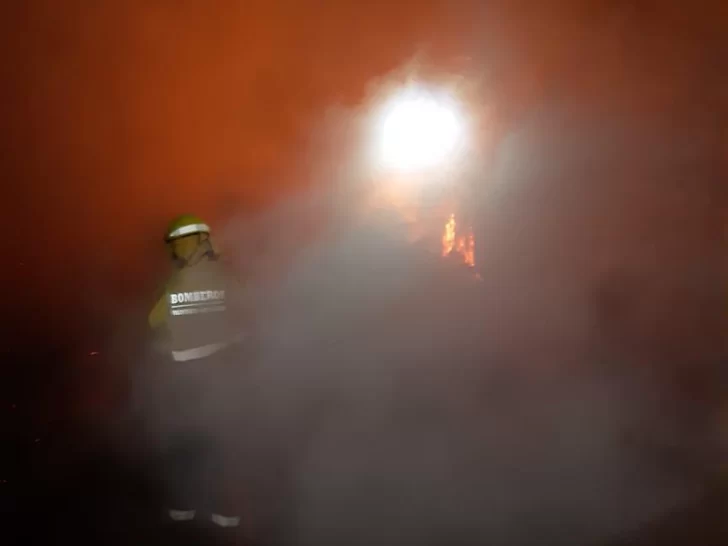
<box><xmin>165</xmin><ymin>223</ymin><xmax>211</xmax><ymax>241</ymax></box>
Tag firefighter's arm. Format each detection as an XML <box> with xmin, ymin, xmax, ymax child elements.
<box><xmin>148</xmin><ymin>292</ymin><xmax>168</xmax><ymax>331</ymax></box>
<box><xmin>149</xmin><ymin>270</ymin><xmax>179</xmax><ymax>330</ymax></box>
<box><xmin>148</xmin><ymin>276</ymin><xmax>174</xmax><ymax>352</ymax></box>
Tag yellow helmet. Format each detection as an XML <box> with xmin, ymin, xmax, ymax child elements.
<box><xmin>164</xmin><ymin>214</ymin><xmax>210</xmax><ymax>242</ymax></box>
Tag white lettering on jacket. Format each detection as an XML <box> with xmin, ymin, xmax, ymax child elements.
<box><xmin>168</xmin><ymin>290</ymin><xmax>226</xmax><ymax>315</ymax></box>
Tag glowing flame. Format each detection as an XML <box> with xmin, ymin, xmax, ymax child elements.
<box><xmin>441</xmin><ymin>213</ymin><xmax>475</xmax><ymax>267</ymax></box>
<box><xmin>442</xmin><ymin>214</ymin><xmax>456</xmax><ymax>256</ymax></box>
<box><xmin>461</xmin><ymin>232</ymin><xmax>476</xmax><ymax>267</ymax></box>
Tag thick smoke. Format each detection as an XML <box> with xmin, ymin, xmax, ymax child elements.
<box><xmin>159</xmin><ymin>90</ymin><xmax>718</xmax><ymax>546</ymax></box>
<box><xmin>118</xmin><ymin>4</ymin><xmax>728</xmax><ymax>543</ymax></box>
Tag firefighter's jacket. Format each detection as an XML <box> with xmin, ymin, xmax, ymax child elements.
<box><xmin>148</xmin><ymin>256</ymin><xmax>245</xmax><ymax>362</ymax></box>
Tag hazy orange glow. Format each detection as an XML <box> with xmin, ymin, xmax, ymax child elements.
<box><xmin>4</xmin><ymin>1</ymin><xmax>725</xmax><ymax>346</ymax></box>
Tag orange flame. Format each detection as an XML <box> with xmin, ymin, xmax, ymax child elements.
<box><xmin>442</xmin><ymin>213</ymin><xmax>475</xmax><ymax>267</ymax></box>
<box><xmin>442</xmin><ymin>214</ymin><xmax>456</xmax><ymax>256</ymax></box>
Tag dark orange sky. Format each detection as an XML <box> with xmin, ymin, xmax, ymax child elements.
<box><xmin>3</xmin><ymin>1</ymin><xmax>728</xmax><ymax>345</ymax></box>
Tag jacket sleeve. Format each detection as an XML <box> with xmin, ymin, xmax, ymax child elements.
<box><xmin>148</xmin><ymin>292</ymin><xmax>168</xmax><ymax>331</ymax></box>
<box><xmin>147</xmin><ymin>274</ymin><xmax>175</xmax><ymax>354</ymax></box>
<box><xmin>148</xmin><ymin>270</ymin><xmax>178</xmax><ymax>330</ymax></box>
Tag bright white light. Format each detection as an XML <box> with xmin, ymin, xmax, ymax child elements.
<box><xmin>375</xmin><ymin>86</ymin><xmax>465</xmax><ymax>173</ymax></box>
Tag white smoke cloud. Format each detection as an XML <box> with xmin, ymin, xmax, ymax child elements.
<box><xmin>197</xmin><ymin>95</ymin><xmax>708</xmax><ymax>545</ymax></box>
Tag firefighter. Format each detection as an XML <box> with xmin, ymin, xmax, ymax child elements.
<box><xmin>148</xmin><ymin>214</ymin><xmax>249</xmax><ymax>542</ymax></box>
